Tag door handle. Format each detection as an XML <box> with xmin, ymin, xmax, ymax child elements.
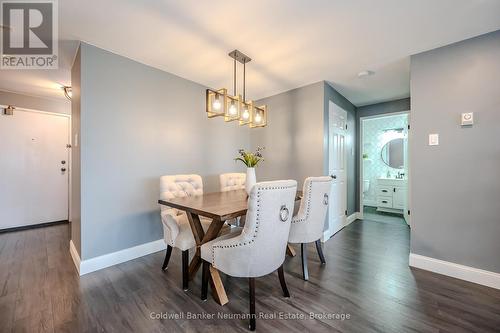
<box><xmin>331</xmin><ymin>175</ymin><xmax>337</xmax><ymax>179</ymax></box>
<box><xmin>61</xmin><ymin>168</ymin><xmax>66</xmax><ymax>172</ymax></box>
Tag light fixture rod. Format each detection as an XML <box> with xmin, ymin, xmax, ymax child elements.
<box><xmin>233</xmin><ymin>58</ymin><xmax>236</xmax><ymax>96</ymax></box>
<box><xmin>243</xmin><ymin>62</ymin><xmax>246</xmax><ymax>101</ymax></box>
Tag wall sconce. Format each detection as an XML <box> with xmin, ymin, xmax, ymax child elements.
<box><xmin>63</xmin><ymin>86</ymin><xmax>72</xmax><ymax>100</ymax></box>
<box><xmin>3</xmin><ymin>105</ymin><xmax>14</xmax><ymax>115</ymax></box>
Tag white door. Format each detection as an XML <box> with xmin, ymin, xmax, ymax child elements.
<box><xmin>0</xmin><ymin>109</ymin><xmax>70</xmax><ymax>229</ymax></box>
<box><xmin>327</xmin><ymin>101</ymin><xmax>347</xmax><ymax>237</ymax></box>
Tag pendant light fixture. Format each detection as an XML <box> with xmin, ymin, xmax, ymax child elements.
<box><xmin>206</xmin><ymin>50</ymin><xmax>267</xmax><ymax>128</ymax></box>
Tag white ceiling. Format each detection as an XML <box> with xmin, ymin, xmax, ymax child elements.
<box><xmin>1</xmin><ymin>0</ymin><xmax>500</xmax><ymax>106</ymax></box>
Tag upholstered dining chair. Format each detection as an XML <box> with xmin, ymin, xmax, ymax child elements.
<box><xmin>219</xmin><ymin>172</ymin><xmax>246</xmax><ymax>227</ymax></box>
<box><xmin>219</xmin><ymin>172</ymin><xmax>246</xmax><ymax>192</ymax></box>
<box><xmin>200</xmin><ymin>180</ymin><xmax>297</xmax><ymax>331</ymax></box>
<box><xmin>288</xmin><ymin>176</ymin><xmax>333</xmax><ymax>281</ymax></box>
<box><xmin>159</xmin><ymin>174</ymin><xmax>211</xmax><ymax>291</ymax></box>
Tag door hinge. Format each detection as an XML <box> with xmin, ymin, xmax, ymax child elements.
<box><xmin>66</xmin><ymin>144</ymin><xmax>72</xmax><ymax>148</ymax></box>
<box><xmin>407</xmin><ymin>124</ymin><xmax>410</xmax><ymax>130</ymax></box>
<box><xmin>345</xmin><ymin>210</ymin><xmax>348</xmax><ymax>216</ymax></box>
<box><xmin>345</xmin><ymin>124</ymin><xmax>348</xmax><ymax>130</ymax></box>
<box><xmin>407</xmin><ymin>210</ymin><xmax>411</xmax><ymax>216</ymax></box>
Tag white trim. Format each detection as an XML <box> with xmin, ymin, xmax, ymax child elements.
<box><xmin>322</xmin><ymin>212</ymin><xmax>361</xmax><ymax>242</ymax></box>
<box><xmin>409</xmin><ymin>253</ymin><xmax>500</xmax><ymax>290</ymax></box>
<box><xmin>69</xmin><ymin>240</ymin><xmax>81</xmax><ymax>275</ymax></box>
<box><xmin>346</xmin><ymin>212</ymin><xmax>360</xmax><ymax>226</ymax></box>
<box><xmin>69</xmin><ymin>239</ymin><xmax>166</xmax><ymax>276</ymax></box>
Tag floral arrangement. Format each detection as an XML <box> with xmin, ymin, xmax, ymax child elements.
<box><xmin>235</xmin><ymin>147</ymin><xmax>265</xmax><ymax>168</ymax></box>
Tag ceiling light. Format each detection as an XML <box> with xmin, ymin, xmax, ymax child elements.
<box><xmin>206</xmin><ymin>49</ymin><xmax>267</xmax><ymax>128</ymax></box>
<box><xmin>358</xmin><ymin>70</ymin><xmax>375</xmax><ymax>78</ymax></box>
<box><xmin>62</xmin><ymin>86</ymin><xmax>72</xmax><ymax>100</ymax></box>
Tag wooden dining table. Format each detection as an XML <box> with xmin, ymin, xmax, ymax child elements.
<box><xmin>158</xmin><ymin>189</ymin><xmax>301</xmax><ymax>306</ymax></box>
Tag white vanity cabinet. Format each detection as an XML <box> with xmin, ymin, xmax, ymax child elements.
<box><xmin>376</xmin><ymin>178</ymin><xmax>407</xmax><ymax>214</ymax></box>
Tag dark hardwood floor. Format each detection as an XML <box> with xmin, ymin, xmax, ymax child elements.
<box><xmin>1</xmin><ymin>219</ymin><xmax>499</xmax><ymax>333</ymax></box>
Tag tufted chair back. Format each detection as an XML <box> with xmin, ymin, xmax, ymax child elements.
<box><xmin>219</xmin><ymin>173</ymin><xmax>246</xmax><ymax>192</ymax></box>
<box><xmin>160</xmin><ymin>174</ymin><xmax>203</xmax><ymax>215</ymax></box>
<box><xmin>288</xmin><ymin>176</ymin><xmax>332</xmax><ymax>244</ymax></box>
<box><xmin>207</xmin><ymin>180</ymin><xmax>297</xmax><ymax>278</ymax></box>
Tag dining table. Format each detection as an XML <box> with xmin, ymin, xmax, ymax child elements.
<box><xmin>158</xmin><ymin>189</ymin><xmax>302</xmax><ymax>306</ymax></box>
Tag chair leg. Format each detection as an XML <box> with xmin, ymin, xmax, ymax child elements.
<box><xmin>301</xmin><ymin>243</ymin><xmax>309</xmax><ymax>281</ymax></box>
<box><xmin>162</xmin><ymin>245</ymin><xmax>173</xmax><ymax>270</ymax></box>
<box><xmin>315</xmin><ymin>239</ymin><xmax>326</xmax><ymax>264</ymax></box>
<box><xmin>182</xmin><ymin>250</ymin><xmax>189</xmax><ymax>291</ymax></box>
<box><xmin>277</xmin><ymin>265</ymin><xmax>290</xmax><ymax>298</ymax></box>
<box><xmin>249</xmin><ymin>278</ymin><xmax>256</xmax><ymax>331</ymax></box>
<box><xmin>201</xmin><ymin>261</ymin><xmax>209</xmax><ymax>301</ymax></box>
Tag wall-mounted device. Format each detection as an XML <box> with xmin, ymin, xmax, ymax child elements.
<box><xmin>461</xmin><ymin>112</ymin><xmax>474</xmax><ymax>126</ymax></box>
<box><xmin>2</xmin><ymin>105</ymin><xmax>14</xmax><ymax>115</ymax></box>
<box><xmin>428</xmin><ymin>133</ymin><xmax>439</xmax><ymax>146</ymax></box>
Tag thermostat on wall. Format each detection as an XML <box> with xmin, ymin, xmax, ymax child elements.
<box><xmin>461</xmin><ymin>112</ymin><xmax>474</xmax><ymax>126</ymax></box>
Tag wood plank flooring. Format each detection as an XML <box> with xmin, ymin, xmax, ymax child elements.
<box><xmin>1</xmin><ymin>219</ymin><xmax>499</xmax><ymax>332</ymax></box>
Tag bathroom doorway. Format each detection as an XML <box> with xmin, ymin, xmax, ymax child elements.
<box><xmin>359</xmin><ymin>112</ymin><xmax>410</xmax><ymax>226</ymax></box>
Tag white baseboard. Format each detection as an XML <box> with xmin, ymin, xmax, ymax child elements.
<box><xmin>409</xmin><ymin>253</ymin><xmax>500</xmax><ymax>290</ymax></box>
<box><xmin>346</xmin><ymin>212</ymin><xmax>361</xmax><ymax>226</ymax></box>
<box><xmin>69</xmin><ymin>239</ymin><xmax>166</xmax><ymax>276</ymax></box>
<box><xmin>69</xmin><ymin>240</ymin><xmax>81</xmax><ymax>275</ymax></box>
<box><xmin>322</xmin><ymin>212</ymin><xmax>361</xmax><ymax>242</ymax></box>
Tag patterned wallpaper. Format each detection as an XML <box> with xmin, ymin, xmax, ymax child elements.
<box><xmin>362</xmin><ymin>114</ymin><xmax>408</xmax><ymax>205</ymax></box>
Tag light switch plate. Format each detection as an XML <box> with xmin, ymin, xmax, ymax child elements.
<box><xmin>429</xmin><ymin>134</ymin><xmax>439</xmax><ymax>146</ymax></box>
<box><xmin>461</xmin><ymin>112</ymin><xmax>474</xmax><ymax>126</ymax></box>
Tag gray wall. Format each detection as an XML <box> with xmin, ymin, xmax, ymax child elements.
<box><xmin>355</xmin><ymin>98</ymin><xmax>410</xmax><ymax>210</ymax></box>
<box><xmin>410</xmin><ymin>30</ymin><xmax>500</xmax><ymax>273</ymax></box>
<box><xmin>0</xmin><ymin>89</ymin><xmax>70</xmax><ymax>114</ymax></box>
<box><xmin>249</xmin><ymin>81</ymin><xmax>357</xmax><ymax>216</ymax></box>
<box><xmin>249</xmin><ymin>82</ymin><xmax>325</xmax><ymax>186</ymax></box>
<box><xmin>76</xmin><ymin>43</ymin><xmax>249</xmax><ymax>260</ymax></box>
<box><xmin>324</xmin><ymin>83</ymin><xmax>357</xmax><ymax>216</ymax></box>
<box><xmin>71</xmin><ymin>46</ymin><xmax>82</xmax><ymax>256</ymax></box>
<box><xmin>357</xmin><ymin>98</ymin><xmax>410</xmax><ymax>119</ymax></box>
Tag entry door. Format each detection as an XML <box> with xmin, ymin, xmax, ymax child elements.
<box><xmin>0</xmin><ymin>109</ymin><xmax>70</xmax><ymax>229</ymax></box>
<box><xmin>328</xmin><ymin>101</ymin><xmax>347</xmax><ymax>236</ymax></box>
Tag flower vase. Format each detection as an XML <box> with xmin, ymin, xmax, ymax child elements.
<box><xmin>245</xmin><ymin>167</ymin><xmax>256</xmax><ymax>195</ymax></box>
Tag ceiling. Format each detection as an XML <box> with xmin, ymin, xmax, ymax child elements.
<box><xmin>1</xmin><ymin>0</ymin><xmax>500</xmax><ymax>106</ymax></box>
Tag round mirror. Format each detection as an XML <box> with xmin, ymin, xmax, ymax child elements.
<box><xmin>381</xmin><ymin>138</ymin><xmax>404</xmax><ymax>169</ymax></box>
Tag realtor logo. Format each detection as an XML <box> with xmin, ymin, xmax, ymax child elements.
<box><xmin>1</xmin><ymin>0</ymin><xmax>58</xmax><ymax>69</ymax></box>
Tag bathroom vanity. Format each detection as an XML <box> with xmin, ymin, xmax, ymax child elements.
<box><xmin>376</xmin><ymin>178</ymin><xmax>407</xmax><ymax>214</ymax></box>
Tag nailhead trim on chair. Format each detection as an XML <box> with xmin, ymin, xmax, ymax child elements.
<box><xmin>292</xmin><ymin>181</ymin><xmax>312</xmax><ymax>224</ymax></box>
<box><xmin>211</xmin><ymin>185</ymin><xmax>296</xmax><ymax>265</ymax></box>
<box><xmin>291</xmin><ymin>178</ymin><xmax>331</xmax><ymax>224</ymax></box>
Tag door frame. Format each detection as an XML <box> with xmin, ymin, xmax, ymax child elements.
<box><xmin>322</xmin><ymin>101</ymin><xmax>348</xmax><ymax>242</ymax></box>
<box><xmin>359</xmin><ymin>111</ymin><xmax>410</xmax><ymax>224</ymax></box>
<box><xmin>0</xmin><ymin>105</ymin><xmax>72</xmax><ymax>222</ymax></box>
